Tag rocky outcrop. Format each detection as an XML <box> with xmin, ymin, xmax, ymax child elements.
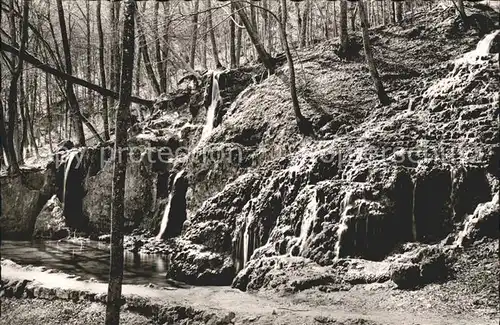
<box><xmin>83</xmin><ymin>153</ymin><xmax>157</xmax><ymax>235</ymax></box>
<box><xmin>455</xmin><ymin>193</ymin><xmax>499</xmax><ymax>247</ymax></box>
<box><xmin>33</xmin><ymin>195</ymin><xmax>69</xmax><ymax>240</ymax></box>
<box><xmin>1</xmin><ymin>164</ymin><xmax>56</xmax><ymax>239</ymax></box>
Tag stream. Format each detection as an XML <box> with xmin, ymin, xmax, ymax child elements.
<box><xmin>0</xmin><ymin>240</ymin><xmax>174</xmax><ymax>286</ymax></box>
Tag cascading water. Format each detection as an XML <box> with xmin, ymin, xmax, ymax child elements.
<box><xmin>298</xmin><ymin>191</ymin><xmax>317</xmax><ymax>253</ymax></box>
<box><xmin>62</xmin><ymin>150</ymin><xmax>80</xmax><ymax>209</ymax></box>
<box><xmin>411</xmin><ymin>179</ymin><xmax>418</xmax><ymax>241</ymax></box>
<box><xmin>334</xmin><ymin>190</ymin><xmax>355</xmax><ymax>259</ymax></box>
<box><xmin>199</xmin><ymin>70</ymin><xmax>223</xmax><ymax>143</ymax></box>
<box><xmin>474</xmin><ymin>30</ymin><xmax>499</xmax><ymax>55</ymax></box>
<box><xmin>457</xmin><ymin>30</ymin><xmax>499</xmax><ymax>65</ymax></box>
<box><xmin>243</xmin><ymin>214</ymin><xmax>250</xmax><ymax>267</ymax></box>
<box><xmin>156</xmin><ymin>170</ymin><xmax>186</xmax><ymax>240</ymax></box>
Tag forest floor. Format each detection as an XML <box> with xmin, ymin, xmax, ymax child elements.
<box><xmin>1</xmin><ymin>240</ymin><xmax>497</xmax><ymax>325</ymax></box>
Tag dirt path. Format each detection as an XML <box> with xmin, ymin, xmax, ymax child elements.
<box><xmin>1</xmin><ymin>260</ymin><xmax>496</xmax><ymax>325</ymax></box>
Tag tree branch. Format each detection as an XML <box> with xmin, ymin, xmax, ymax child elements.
<box><xmin>1</xmin><ymin>41</ymin><xmax>155</xmax><ymax>107</ymax></box>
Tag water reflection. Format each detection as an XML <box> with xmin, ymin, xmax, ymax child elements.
<box><xmin>1</xmin><ymin>240</ymin><xmax>170</xmax><ymax>286</ymax></box>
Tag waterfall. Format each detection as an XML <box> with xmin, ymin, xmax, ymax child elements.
<box><xmin>62</xmin><ymin>150</ymin><xmax>80</xmax><ymax>210</ymax></box>
<box><xmin>474</xmin><ymin>30</ymin><xmax>499</xmax><ymax>55</ymax></box>
<box><xmin>243</xmin><ymin>221</ymin><xmax>250</xmax><ymax>267</ymax></box>
<box><xmin>298</xmin><ymin>191</ymin><xmax>317</xmax><ymax>253</ymax></box>
<box><xmin>458</xmin><ymin>30</ymin><xmax>499</xmax><ymax>65</ymax></box>
<box><xmin>411</xmin><ymin>179</ymin><xmax>418</xmax><ymax>241</ymax></box>
<box><xmin>334</xmin><ymin>190</ymin><xmax>355</xmax><ymax>259</ymax></box>
<box><xmin>199</xmin><ymin>71</ymin><xmax>223</xmax><ymax>142</ymax></box>
<box><xmin>156</xmin><ymin>170</ymin><xmax>186</xmax><ymax>240</ymax></box>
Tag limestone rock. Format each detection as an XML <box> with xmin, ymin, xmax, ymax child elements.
<box><xmin>33</xmin><ymin>195</ymin><xmax>69</xmax><ymax>240</ymax></box>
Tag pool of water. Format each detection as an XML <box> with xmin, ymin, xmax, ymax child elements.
<box><xmin>0</xmin><ymin>240</ymin><xmax>173</xmax><ymax>286</ymax></box>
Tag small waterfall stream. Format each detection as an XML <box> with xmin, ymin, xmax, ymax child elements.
<box><xmin>411</xmin><ymin>179</ymin><xmax>418</xmax><ymax>241</ymax></box>
<box><xmin>200</xmin><ymin>70</ymin><xmax>223</xmax><ymax>143</ymax></box>
<box><xmin>298</xmin><ymin>191</ymin><xmax>317</xmax><ymax>253</ymax></box>
<box><xmin>156</xmin><ymin>70</ymin><xmax>225</xmax><ymax>240</ymax></box>
<box><xmin>334</xmin><ymin>190</ymin><xmax>355</xmax><ymax>259</ymax></box>
<box><xmin>62</xmin><ymin>150</ymin><xmax>80</xmax><ymax>209</ymax></box>
<box><xmin>156</xmin><ymin>170</ymin><xmax>186</xmax><ymax>240</ymax></box>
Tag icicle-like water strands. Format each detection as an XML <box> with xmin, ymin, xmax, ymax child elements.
<box><xmin>411</xmin><ymin>178</ymin><xmax>418</xmax><ymax>241</ymax></box>
<box><xmin>62</xmin><ymin>150</ymin><xmax>80</xmax><ymax>210</ymax></box>
<box><xmin>243</xmin><ymin>216</ymin><xmax>250</xmax><ymax>268</ymax></box>
<box><xmin>156</xmin><ymin>170</ymin><xmax>186</xmax><ymax>240</ymax></box>
<box><xmin>298</xmin><ymin>190</ymin><xmax>317</xmax><ymax>253</ymax></box>
<box><xmin>199</xmin><ymin>70</ymin><xmax>223</xmax><ymax>143</ymax></box>
<box><xmin>334</xmin><ymin>190</ymin><xmax>355</xmax><ymax>259</ymax></box>
<box><xmin>455</xmin><ymin>30</ymin><xmax>499</xmax><ymax>65</ymax></box>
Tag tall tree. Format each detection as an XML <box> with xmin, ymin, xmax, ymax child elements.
<box><xmin>395</xmin><ymin>0</ymin><xmax>403</xmax><ymax>24</ymax></box>
<box><xmin>207</xmin><ymin>0</ymin><xmax>222</xmax><ymax>68</ymax></box>
<box><xmin>189</xmin><ymin>0</ymin><xmax>200</xmax><ymax>69</ymax></box>
<box><xmin>137</xmin><ymin>3</ymin><xmax>161</xmax><ymax>96</ymax></box>
<box><xmin>232</xmin><ymin>0</ymin><xmax>274</xmax><ymax>73</ymax></box>
<box><xmin>5</xmin><ymin>0</ymin><xmax>28</xmax><ymax>172</ymax></box>
<box><xmin>45</xmin><ymin>73</ymin><xmax>54</xmax><ymax>152</ymax></box>
<box><xmin>358</xmin><ymin>0</ymin><xmax>390</xmax><ymax>106</ymax></box>
<box><xmin>454</xmin><ymin>0</ymin><xmax>467</xmax><ymax>23</ymax></box>
<box><xmin>105</xmin><ymin>0</ymin><xmax>135</xmax><ymax>324</ymax></box>
<box><xmin>154</xmin><ymin>1</ymin><xmax>166</xmax><ymax>93</ymax></box>
<box><xmin>56</xmin><ymin>0</ymin><xmax>86</xmax><ymax>146</ymax></box>
<box><xmin>97</xmin><ymin>0</ymin><xmax>110</xmax><ymax>140</ymax></box>
<box><xmin>300</xmin><ymin>0</ymin><xmax>311</xmax><ymax>48</ymax></box>
<box><xmin>162</xmin><ymin>1</ymin><xmax>171</xmax><ymax>92</ymax></box>
<box><xmin>230</xmin><ymin>1</ymin><xmax>237</xmax><ymax>68</ymax></box>
<box><xmin>339</xmin><ymin>0</ymin><xmax>349</xmax><ymax>56</ymax></box>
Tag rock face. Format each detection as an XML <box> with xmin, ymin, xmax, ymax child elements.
<box><xmin>167</xmin><ymin>18</ymin><xmax>499</xmax><ymax>288</ymax></box>
<box><xmin>455</xmin><ymin>193</ymin><xmax>499</xmax><ymax>247</ymax></box>
<box><xmin>83</xmin><ymin>154</ymin><xmax>157</xmax><ymax>235</ymax></box>
<box><xmin>33</xmin><ymin>195</ymin><xmax>68</xmax><ymax>240</ymax></box>
<box><xmin>1</xmin><ymin>165</ymin><xmax>55</xmax><ymax>240</ymax></box>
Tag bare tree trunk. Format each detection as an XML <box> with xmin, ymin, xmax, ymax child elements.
<box><xmin>339</xmin><ymin>0</ymin><xmax>349</xmax><ymax>55</ymax></box>
<box><xmin>232</xmin><ymin>0</ymin><xmax>274</xmax><ymax>73</ymax></box>
<box><xmin>279</xmin><ymin>0</ymin><xmax>287</xmax><ymax>49</ymax></box>
<box><xmin>230</xmin><ymin>2</ymin><xmax>237</xmax><ymax>68</ymax></box>
<box><xmin>6</xmin><ymin>0</ymin><xmax>29</xmax><ymax>172</ymax></box>
<box><xmin>295</xmin><ymin>1</ymin><xmax>302</xmax><ymax>45</ymax></box>
<box><xmin>104</xmin><ymin>1</ymin><xmax>135</xmax><ymax>325</ymax></box>
<box><xmin>395</xmin><ymin>0</ymin><xmax>403</xmax><ymax>24</ymax></box>
<box><xmin>19</xmin><ymin>71</ymin><xmax>28</xmax><ymax>162</ymax></box>
<box><xmin>97</xmin><ymin>0</ymin><xmax>110</xmax><ymax>140</ymax></box>
<box><xmin>57</xmin><ymin>0</ymin><xmax>86</xmax><ymax>146</ymax></box>
<box><xmin>455</xmin><ymin>0</ymin><xmax>467</xmax><ymax>23</ymax></box>
<box><xmin>358</xmin><ymin>0</ymin><xmax>390</xmax><ymax>106</ymax></box>
<box><xmin>86</xmin><ymin>0</ymin><xmax>92</xmax><ymax>110</ymax></box>
<box><xmin>278</xmin><ymin>0</ymin><xmax>304</xmax><ymax>127</ymax></box>
<box><xmin>235</xmin><ymin>14</ymin><xmax>243</xmax><ymax>66</ymax></box>
<box><xmin>189</xmin><ymin>0</ymin><xmax>200</xmax><ymax>69</ymax></box>
<box><xmin>300</xmin><ymin>0</ymin><xmax>310</xmax><ymax>48</ymax></box>
<box><xmin>28</xmin><ymin>72</ymin><xmax>39</xmax><ymax>157</ymax></box>
<box><xmin>202</xmin><ymin>12</ymin><xmax>208</xmax><ymax>69</ymax></box>
<box><xmin>333</xmin><ymin>1</ymin><xmax>337</xmax><ymax>38</ymax></box>
<box><xmin>137</xmin><ymin>3</ymin><xmax>161</xmax><ymax>96</ymax></box>
<box><xmin>208</xmin><ymin>0</ymin><xmax>222</xmax><ymax>68</ymax></box>
<box><xmin>162</xmin><ymin>1</ymin><xmax>170</xmax><ymax>91</ymax></box>
<box><xmin>45</xmin><ymin>73</ymin><xmax>54</xmax><ymax>152</ymax></box>
<box><xmin>154</xmin><ymin>2</ymin><xmax>167</xmax><ymax>93</ymax></box>
<box><xmin>109</xmin><ymin>1</ymin><xmax>117</xmax><ymax>110</ymax></box>
<box><xmin>350</xmin><ymin>3</ymin><xmax>358</xmax><ymax>31</ymax></box>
